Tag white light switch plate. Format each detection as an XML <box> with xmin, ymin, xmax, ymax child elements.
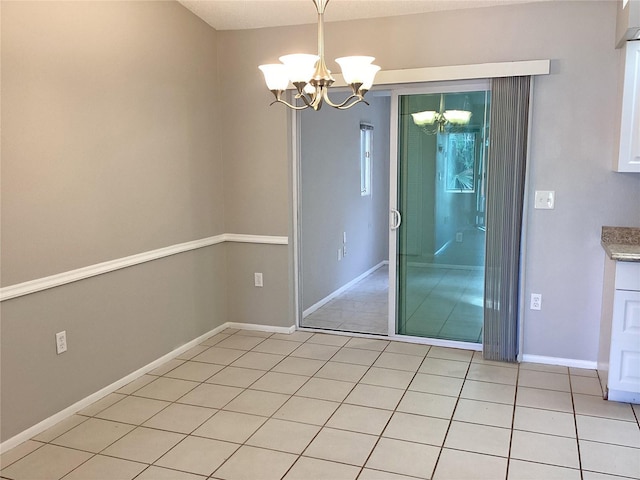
<box><xmin>534</xmin><ymin>190</ymin><xmax>555</xmax><ymax>209</ymax></box>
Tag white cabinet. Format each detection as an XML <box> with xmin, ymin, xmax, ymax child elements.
<box><xmin>600</xmin><ymin>260</ymin><xmax>640</xmax><ymax>403</ymax></box>
<box><xmin>615</xmin><ymin>41</ymin><xmax>640</xmax><ymax>172</ymax></box>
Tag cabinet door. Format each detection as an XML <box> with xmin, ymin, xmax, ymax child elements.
<box><xmin>609</xmin><ymin>289</ymin><xmax>640</xmax><ymax>393</ymax></box>
<box><xmin>617</xmin><ymin>41</ymin><xmax>640</xmax><ymax>172</ymax></box>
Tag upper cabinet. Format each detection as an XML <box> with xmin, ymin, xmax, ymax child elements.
<box><xmin>615</xmin><ymin>41</ymin><xmax>640</xmax><ymax>173</ymax></box>
<box><xmin>616</xmin><ymin>0</ymin><xmax>640</xmax><ymax>47</ymax></box>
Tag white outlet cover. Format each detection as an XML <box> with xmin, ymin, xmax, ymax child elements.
<box><xmin>534</xmin><ymin>190</ymin><xmax>555</xmax><ymax>209</ymax></box>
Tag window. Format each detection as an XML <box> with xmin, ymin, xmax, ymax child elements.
<box><xmin>360</xmin><ymin>123</ymin><xmax>373</xmax><ymax>196</ymax></box>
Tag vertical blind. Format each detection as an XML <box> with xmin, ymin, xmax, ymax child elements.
<box><xmin>483</xmin><ymin>76</ymin><xmax>531</xmax><ymax>362</ymax></box>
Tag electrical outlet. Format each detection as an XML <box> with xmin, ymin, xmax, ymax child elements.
<box><xmin>456</xmin><ymin>232</ymin><xmax>463</xmax><ymax>243</ymax></box>
<box><xmin>55</xmin><ymin>331</ymin><xmax>67</xmax><ymax>354</ymax></box>
<box><xmin>254</xmin><ymin>272</ymin><xmax>263</xmax><ymax>287</ymax></box>
<box><xmin>530</xmin><ymin>293</ymin><xmax>542</xmax><ymax>310</ymax></box>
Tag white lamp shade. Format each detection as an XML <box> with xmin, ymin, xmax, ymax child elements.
<box><xmin>259</xmin><ymin>64</ymin><xmax>289</xmax><ymax>91</ymax></box>
<box><xmin>443</xmin><ymin>110</ymin><xmax>472</xmax><ymax>125</ymax></box>
<box><xmin>335</xmin><ymin>56</ymin><xmax>375</xmax><ymax>85</ymax></box>
<box><xmin>411</xmin><ymin>111</ymin><xmax>437</xmax><ymax>126</ymax></box>
<box><xmin>360</xmin><ymin>64</ymin><xmax>381</xmax><ymax>90</ymax></box>
<box><xmin>279</xmin><ymin>54</ymin><xmax>319</xmax><ymax>83</ymax></box>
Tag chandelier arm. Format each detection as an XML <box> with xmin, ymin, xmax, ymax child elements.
<box><xmin>321</xmin><ymin>89</ymin><xmax>367</xmax><ymax>109</ymax></box>
<box><xmin>267</xmin><ymin>92</ymin><xmax>310</xmax><ymax>111</ymax></box>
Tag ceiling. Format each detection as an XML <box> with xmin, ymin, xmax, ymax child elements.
<box><xmin>177</xmin><ymin>0</ymin><xmax>552</xmax><ymax>31</ymax></box>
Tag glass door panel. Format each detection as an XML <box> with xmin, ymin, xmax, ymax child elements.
<box><xmin>395</xmin><ymin>89</ymin><xmax>490</xmax><ymax>343</ymax></box>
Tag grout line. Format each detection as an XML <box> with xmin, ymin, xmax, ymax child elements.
<box><xmin>568</xmin><ymin>369</ymin><xmax>585</xmax><ymax>480</ymax></box>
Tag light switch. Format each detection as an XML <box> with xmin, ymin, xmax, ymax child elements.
<box><xmin>534</xmin><ymin>190</ymin><xmax>555</xmax><ymax>209</ymax></box>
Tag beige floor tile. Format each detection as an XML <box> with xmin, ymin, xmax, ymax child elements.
<box><xmin>133</xmin><ymin>377</ymin><xmax>199</xmax><ymax>402</ymax></box>
<box><xmin>518</xmin><ymin>369</ymin><xmax>570</xmax><ymax>392</ymax></box>
<box><xmin>409</xmin><ymin>373</ymin><xmax>463</xmax><ymax>397</ymax></box>
<box><xmin>304</xmin><ymin>427</ymin><xmax>378</xmax><ymax>466</ymax></box>
<box><xmin>331</xmin><ymin>347</ymin><xmax>380</xmax><ymax>366</ymax></box>
<box><xmin>510</xmin><ymin>430</ymin><xmax>580</xmax><ymax>468</ymax></box>
<box><xmin>507</xmin><ymin>459</ymin><xmax>581</xmax><ymax>480</ymax></box>
<box><xmin>396</xmin><ymin>390</ymin><xmax>457</xmax><ymax>419</ymax></box>
<box><xmin>206</xmin><ymin>366</ymin><xmax>265</xmax><ymax>388</ymax></box>
<box><xmin>155</xmin><ymin>436</ymin><xmax>239</xmax><ymax>476</ymax></box>
<box><xmin>78</xmin><ymin>393</ymin><xmax>127</xmax><ymax>417</ymax></box>
<box><xmin>246</xmin><ymin>418</ymin><xmax>320</xmax><ymax>454</ymax></box>
<box><xmin>249</xmin><ymin>371</ymin><xmax>309</xmax><ymax>395</ymax></box>
<box><xmin>52</xmin><ymin>418</ymin><xmax>134</xmax><ymax>452</ymax></box>
<box><xmin>520</xmin><ymin>362</ymin><xmax>568</xmax><ymax>374</ymax></box>
<box><xmin>116</xmin><ymin>375</ymin><xmax>156</xmax><ymax>394</ymax></box>
<box><xmin>307</xmin><ymin>333</ymin><xmax>351</xmax><ymax>347</ymax></box>
<box><xmin>384</xmin><ymin>341</ymin><xmax>430</xmax><ymax>357</ymax></box>
<box><xmin>283</xmin><ymin>456</ymin><xmax>360</xmax><ymax>480</ymax></box>
<box><xmin>326</xmin><ymin>404</ymin><xmax>392</xmax><ymax>435</ymax></box>
<box><xmin>149</xmin><ymin>358</ymin><xmax>185</xmax><ymax>376</ymax></box>
<box><xmin>143</xmin><ymin>403</ymin><xmax>216</xmax><ymax>434</ymax></box>
<box><xmin>634</xmin><ymin>403</ymin><xmax>640</xmax><ymax>422</ymax></box>
<box><xmin>373</xmin><ymin>352</ymin><xmax>423</xmax><ymax>372</ymax></box>
<box><xmin>33</xmin><ymin>415</ymin><xmax>87</xmax><ymax>442</ymax></box>
<box><xmin>576</xmin><ymin>414</ymin><xmax>640</xmax><ymax>448</ymax></box>
<box><xmin>232</xmin><ymin>329</ymin><xmax>272</xmax><ymax>338</ymax></box>
<box><xmin>0</xmin><ymin>441</ymin><xmax>43</xmax><ymax>470</ymax></box>
<box><xmin>361</xmin><ymin>367</ymin><xmax>414</xmax><ymax>390</ymax></box>
<box><xmin>177</xmin><ymin>345</ymin><xmax>211</xmax><ymax>360</ymax></box>
<box><xmin>295</xmin><ymin>377</ymin><xmax>355</xmax><ymax>402</ymax></box>
<box><xmin>471</xmin><ymin>351</ymin><xmax>518</xmax><ymax>369</ymax></box>
<box><xmin>252</xmin><ymin>338</ymin><xmax>302</xmax><ymax>355</ymax></box>
<box><xmin>101</xmin><ymin>426</ymin><xmax>185</xmax><ymax>463</ymax></box>
<box><xmin>573</xmin><ymin>393</ymin><xmax>636</xmax><ymax>421</ymax></box>
<box><xmin>199</xmin><ymin>332</ymin><xmax>231</xmax><ymax>346</ymax></box>
<box><xmin>221</xmin><ymin>328</ymin><xmax>241</xmax><ymax>334</ymax></box>
<box><xmin>290</xmin><ymin>343</ymin><xmax>341</xmax><ymax>361</ymax></box>
<box><xmin>579</xmin><ymin>439</ymin><xmax>640</xmax><ymax>478</ymax></box>
<box><xmin>223</xmin><ymin>389</ymin><xmax>290</xmax><ymax>417</ymax></box>
<box><xmin>433</xmin><ymin>448</ymin><xmax>507</xmax><ymax>480</ymax></box>
<box><xmin>345</xmin><ymin>384</ymin><xmax>404</xmax><ymax>410</ymax></box>
<box><xmin>427</xmin><ymin>346</ymin><xmax>474</xmax><ymax>362</ymax></box>
<box><xmin>582</xmin><ymin>471</ymin><xmax>639</xmax><ymax>480</ymax></box>
<box><xmin>136</xmin><ymin>465</ymin><xmax>207</xmax><ymax>479</ymax></box>
<box><xmin>314</xmin><ymin>361</ymin><xmax>369</xmax><ymax>382</ymax></box>
<box><xmin>164</xmin><ymin>361</ymin><xmax>224</xmax><ymax>382</ymax></box>
<box><xmin>270</xmin><ymin>331</ymin><xmax>314</xmax><ymax>342</ymax></box>
<box><xmin>272</xmin><ymin>357</ymin><xmax>326</xmax><ymax>376</ymax></box>
<box><xmin>382</xmin><ymin>412</ymin><xmax>449</xmax><ymax>446</ymax></box>
<box><xmin>467</xmin><ymin>363</ymin><xmax>518</xmax><ymax>385</ymax></box>
<box><xmin>570</xmin><ymin>375</ymin><xmax>603</xmax><ymax>396</ymax></box>
<box><xmin>460</xmin><ymin>379</ymin><xmax>515</xmax><ymax>404</ymax></box>
<box><xmin>1</xmin><ymin>444</ymin><xmax>91</xmax><ymax>480</ymax></box>
<box><xmin>514</xmin><ymin>406</ymin><xmax>576</xmax><ymax>437</ymax></box>
<box><xmin>177</xmin><ymin>383</ymin><xmax>243</xmax><ymax>409</ymax></box>
<box><xmin>96</xmin><ymin>397</ymin><xmax>169</xmax><ymax>425</ymax></box>
<box><xmin>274</xmin><ymin>396</ymin><xmax>339</xmax><ymax>425</ymax></box>
<box><xmin>344</xmin><ymin>337</ymin><xmax>389</xmax><ymax>351</ymax></box>
<box><xmin>215</xmin><ymin>334</ymin><xmax>266</xmax><ymax>351</ymax></box>
<box><xmin>192</xmin><ymin>410</ymin><xmax>266</xmax><ymax>443</ymax></box>
<box><xmin>418</xmin><ymin>357</ymin><xmax>469</xmax><ymax>378</ymax></box>
<box><xmin>453</xmin><ymin>398</ymin><xmax>513</xmax><ymax>428</ymax></box>
<box><xmin>444</xmin><ymin>421</ymin><xmax>511</xmax><ymax>457</ymax></box>
<box><xmin>62</xmin><ymin>455</ymin><xmax>146</xmax><ymax>480</ymax></box>
<box><xmin>230</xmin><ymin>351</ymin><xmax>285</xmax><ymax>370</ymax></box>
<box><xmin>366</xmin><ymin>437</ymin><xmax>439</xmax><ymax>479</ymax></box>
<box><xmin>516</xmin><ymin>386</ymin><xmax>573</xmax><ymax>413</ymax></box>
<box><xmin>359</xmin><ymin>468</ymin><xmax>425</xmax><ymax>480</ymax></box>
<box><xmin>191</xmin><ymin>347</ymin><xmax>245</xmax><ymax>365</ymax></box>
<box><xmin>569</xmin><ymin>367</ymin><xmax>598</xmax><ymax>378</ymax></box>
<box><xmin>213</xmin><ymin>445</ymin><xmax>297</xmax><ymax>480</ymax></box>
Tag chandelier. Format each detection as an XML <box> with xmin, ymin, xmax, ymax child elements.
<box><xmin>258</xmin><ymin>0</ymin><xmax>380</xmax><ymax>111</ymax></box>
<box><xmin>411</xmin><ymin>94</ymin><xmax>472</xmax><ymax>134</ymax></box>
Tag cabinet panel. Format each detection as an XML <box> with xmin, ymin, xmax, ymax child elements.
<box><xmin>617</xmin><ymin>41</ymin><xmax>640</xmax><ymax>172</ymax></box>
<box><xmin>609</xmin><ymin>290</ymin><xmax>640</xmax><ymax>393</ymax></box>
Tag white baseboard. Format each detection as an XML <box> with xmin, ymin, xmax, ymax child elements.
<box><xmin>303</xmin><ymin>261</ymin><xmax>387</xmax><ymax>317</ymax></box>
<box><xmin>521</xmin><ymin>354</ymin><xmax>597</xmax><ymax>370</ymax></box>
<box><xmin>0</xmin><ymin>321</ymin><xmax>295</xmax><ymax>454</ymax></box>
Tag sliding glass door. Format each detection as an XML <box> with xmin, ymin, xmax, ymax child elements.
<box><xmin>390</xmin><ymin>83</ymin><xmax>491</xmax><ymax>344</ymax></box>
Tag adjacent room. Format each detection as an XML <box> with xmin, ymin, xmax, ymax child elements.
<box><xmin>1</xmin><ymin>0</ymin><xmax>639</xmax><ymax>479</ymax></box>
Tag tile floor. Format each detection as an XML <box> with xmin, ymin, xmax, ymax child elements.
<box><xmin>302</xmin><ymin>264</ymin><xmax>483</xmax><ymax>343</ymax></box>
<box><xmin>2</xmin><ymin>328</ymin><xmax>640</xmax><ymax>480</ymax></box>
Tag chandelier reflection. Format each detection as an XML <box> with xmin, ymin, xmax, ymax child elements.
<box><xmin>411</xmin><ymin>94</ymin><xmax>472</xmax><ymax>134</ymax></box>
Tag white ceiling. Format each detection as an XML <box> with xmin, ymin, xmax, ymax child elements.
<box><xmin>177</xmin><ymin>0</ymin><xmax>552</xmax><ymax>31</ymax></box>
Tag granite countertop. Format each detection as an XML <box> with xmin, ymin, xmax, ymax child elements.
<box><xmin>602</xmin><ymin>226</ymin><xmax>640</xmax><ymax>262</ymax></box>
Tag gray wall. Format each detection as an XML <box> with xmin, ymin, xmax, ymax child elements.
<box><xmin>300</xmin><ymin>96</ymin><xmax>390</xmax><ymax>310</ymax></box>
<box><xmin>1</xmin><ymin>1</ymin><xmax>226</xmax><ymax>441</ymax></box>
<box><xmin>218</xmin><ymin>0</ymin><xmax>640</xmax><ymax>362</ymax></box>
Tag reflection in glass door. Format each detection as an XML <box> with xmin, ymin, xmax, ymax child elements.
<box><xmin>394</xmin><ymin>87</ymin><xmax>491</xmax><ymax>343</ymax></box>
